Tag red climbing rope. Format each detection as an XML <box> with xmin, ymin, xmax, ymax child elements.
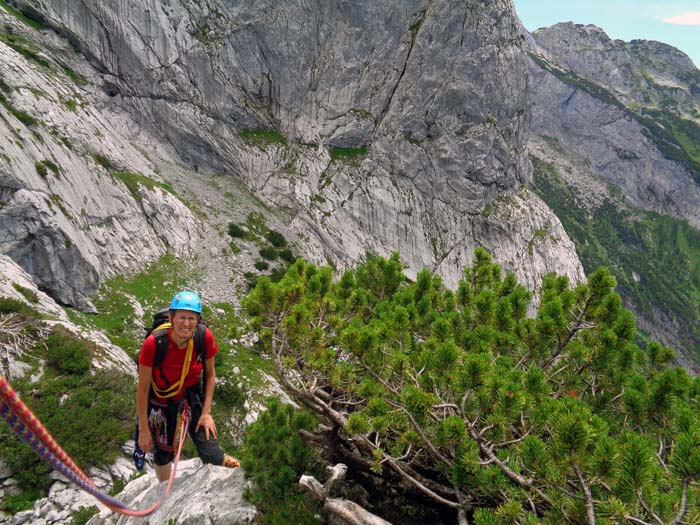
<box><xmin>0</xmin><ymin>375</ymin><xmax>190</xmax><ymax>516</ymax></box>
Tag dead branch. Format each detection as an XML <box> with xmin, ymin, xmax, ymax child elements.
<box><xmin>670</xmin><ymin>477</ymin><xmax>691</xmax><ymax>525</ymax></box>
<box><xmin>300</xmin><ymin>464</ymin><xmax>394</xmax><ymax>525</ymax></box>
<box><xmin>0</xmin><ymin>314</ymin><xmax>49</xmax><ymax>378</ymax></box>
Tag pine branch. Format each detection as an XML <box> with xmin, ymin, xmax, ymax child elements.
<box><xmin>394</xmin><ymin>401</ymin><xmax>453</xmax><ymax>466</ymax></box>
<box><xmin>273</xmin><ymin>326</ymin><xmax>461</xmax><ymax>511</ymax></box>
<box><xmin>359</xmin><ymin>356</ymin><xmax>400</xmax><ymax>396</ymax></box>
<box><xmin>514</xmin><ymin>349</ymin><xmax>532</xmax><ymax>370</ymax></box>
<box><xmin>492</xmin><ymin>430</ymin><xmax>531</xmax><ymax>449</ymax></box>
<box><xmin>635</xmin><ymin>489</ymin><xmax>664</xmax><ymax>525</ymax></box>
<box><xmin>542</xmin><ymin>295</ymin><xmax>594</xmax><ymax>371</ymax></box>
<box><xmin>376</xmin><ymin>449</ymin><xmax>461</xmax><ymax>509</ymax></box>
<box><xmin>467</xmin><ymin>418</ymin><xmax>551</xmax><ymax>505</ymax></box>
<box><xmin>670</xmin><ymin>477</ymin><xmax>691</xmax><ymax>525</ymax></box>
<box><xmin>624</xmin><ymin>517</ymin><xmax>653</xmax><ymax>525</ymax></box>
<box><xmin>573</xmin><ymin>464</ymin><xmax>596</xmax><ymax>525</ymax></box>
<box><xmin>655</xmin><ymin>435</ymin><xmax>670</xmax><ymax>476</ymax></box>
<box><xmin>554</xmin><ymin>484</ymin><xmax>586</xmax><ymax>501</ymax></box>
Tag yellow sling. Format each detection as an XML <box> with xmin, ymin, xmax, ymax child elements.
<box><xmin>150</xmin><ymin>322</ymin><xmax>195</xmax><ymax>399</ymax></box>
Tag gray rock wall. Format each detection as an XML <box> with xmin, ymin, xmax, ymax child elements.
<box><xmin>0</xmin><ymin>12</ymin><xmax>202</xmax><ymax>310</ymax></box>
<box><xmin>531</xmin><ymin>22</ymin><xmax>700</xmax><ymax>119</ymax></box>
<box><xmin>87</xmin><ymin>460</ymin><xmax>256</xmax><ymax>525</ymax></box>
<box><xmin>528</xmin><ymin>55</ymin><xmax>700</xmax><ymax>228</ymax></box>
<box><xmin>12</xmin><ymin>0</ymin><xmax>583</xmax><ymax>295</ymax></box>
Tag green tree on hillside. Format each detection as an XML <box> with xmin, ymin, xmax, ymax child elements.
<box><xmin>243</xmin><ymin>249</ymin><xmax>700</xmax><ymax>524</ymax></box>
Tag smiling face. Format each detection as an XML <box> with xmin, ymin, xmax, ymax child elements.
<box><xmin>169</xmin><ymin>309</ymin><xmax>200</xmax><ymax>347</ymax></box>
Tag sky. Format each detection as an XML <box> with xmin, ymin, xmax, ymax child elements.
<box><xmin>512</xmin><ymin>0</ymin><xmax>700</xmax><ymax>68</ymax></box>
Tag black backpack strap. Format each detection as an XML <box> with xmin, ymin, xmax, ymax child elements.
<box><xmin>196</xmin><ymin>324</ymin><xmax>208</xmax><ymax>394</ymax></box>
<box><xmin>152</xmin><ymin>328</ymin><xmax>171</xmax><ymax>391</ymax></box>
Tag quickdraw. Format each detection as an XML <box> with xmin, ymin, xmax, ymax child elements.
<box><xmin>0</xmin><ymin>375</ymin><xmax>190</xmax><ymax>517</ymax></box>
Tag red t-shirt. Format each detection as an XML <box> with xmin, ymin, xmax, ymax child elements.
<box><xmin>139</xmin><ymin>327</ymin><xmax>218</xmax><ymax>400</ymax></box>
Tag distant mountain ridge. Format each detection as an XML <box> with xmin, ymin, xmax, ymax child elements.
<box><xmin>525</xmin><ymin>21</ymin><xmax>700</xmax><ymax>369</ymax></box>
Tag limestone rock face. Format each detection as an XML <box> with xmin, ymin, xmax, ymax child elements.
<box><xmin>527</xmin><ymin>54</ymin><xmax>700</xmax><ymax>229</ymax></box>
<box><xmin>8</xmin><ymin>0</ymin><xmax>583</xmax><ymax>299</ymax></box>
<box><xmin>531</xmin><ymin>22</ymin><xmax>700</xmax><ymax>119</ymax></box>
<box><xmin>87</xmin><ymin>460</ymin><xmax>257</xmax><ymax>525</ymax></box>
<box><xmin>0</xmin><ymin>254</ymin><xmax>135</xmax><ymax>377</ymax></box>
<box><xmin>0</xmin><ymin>11</ymin><xmax>202</xmax><ymax>311</ymax></box>
<box><xmin>0</xmin><ymin>253</ymin><xmax>67</xmax><ymax>320</ymax></box>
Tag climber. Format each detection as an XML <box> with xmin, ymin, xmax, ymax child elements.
<box><xmin>136</xmin><ymin>290</ymin><xmax>239</xmax><ymax>482</ymax></box>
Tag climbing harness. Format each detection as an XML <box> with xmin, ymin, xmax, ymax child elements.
<box><xmin>0</xmin><ymin>375</ymin><xmax>191</xmax><ymax>517</ymax></box>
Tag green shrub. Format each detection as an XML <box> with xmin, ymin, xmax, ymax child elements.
<box><xmin>245</xmin><ymin>211</ymin><xmax>268</xmax><ymax>236</ymax></box>
<box><xmin>244</xmin><ymin>272</ymin><xmax>259</xmax><ymax>290</ymax></box>
<box><xmin>268</xmin><ymin>267</ymin><xmax>287</xmax><ymax>283</ymax></box>
<box><xmin>10</xmin><ymin>106</ymin><xmax>36</xmax><ymax>126</ymax></box>
<box><xmin>277</xmin><ymin>249</ymin><xmax>295</xmax><ymax>264</ymax></box>
<box><xmin>112</xmin><ymin>170</ymin><xmax>167</xmax><ymax>203</ymax></box>
<box><xmin>12</xmin><ymin>283</ymin><xmax>39</xmax><ymax>303</ymax></box>
<box><xmin>0</xmin><ymin>296</ymin><xmax>38</xmax><ymax>317</ymax></box>
<box><xmin>228</xmin><ymin>222</ymin><xmax>246</xmax><ymax>238</ymax></box>
<box><xmin>62</xmin><ymin>98</ymin><xmax>77</xmax><ymax>112</ymax></box>
<box><xmin>62</xmin><ymin>66</ymin><xmax>87</xmax><ymax>86</ymax></box>
<box><xmin>240</xmin><ymin>398</ymin><xmax>319</xmax><ymax>523</ymax></box>
<box><xmin>70</xmin><ymin>506</ymin><xmax>98</xmax><ymax>525</ymax></box>
<box><xmin>259</xmin><ymin>246</ymin><xmax>278</xmax><ymax>260</ymax></box>
<box><xmin>43</xmin><ymin>159</ymin><xmax>60</xmax><ymax>174</ymax></box>
<box><xmin>239</xmin><ymin>129</ymin><xmax>288</xmax><ymax>147</ymax></box>
<box><xmin>108</xmin><ymin>479</ymin><xmax>126</xmax><ymax>496</ymax></box>
<box><xmin>265</xmin><ymin>230</ymin><xmax>287</xmax><ymax>248</ymax></box>
<box><xmin>92</xmin><ymin>153</ymin><xmax>114</xmax><ymax>170</ymax></box>
<box><xmin>35</xmin><ymin>159</ymin><xmax>60</xmax><ymax>176</ymax></box>
<box><xmin>35</xmin><ymin>160</ymin><xmax>47</xmax><ymax>177</ymax></box>
<box><xmin>254</xmin><ymin>260</ymin><xmax>269</xmax><ymax>271</ymax></box>
<box><xmin>215</xmin><ymin>380</ymin><xmax>245</xmax><ymax>410</ymax></box>
<box><xmin>0</xmin><ymin>488</ymin><xmax>41</xmax><ymax>513</ymax></box>
<box><xmin>45</xmin><ymin>326</ymin><xmax>92</xmax><ymax>375</ymax></box>
<box><xmin>330</xmin><ymin>146</ymin><xmax>367</xmax><ymax>162</ymax></box>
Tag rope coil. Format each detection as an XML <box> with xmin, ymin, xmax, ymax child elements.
<box><xmin>0</xmin><ymin>375</ymin><xmax>189</xmax><ymax>517</ymax></box>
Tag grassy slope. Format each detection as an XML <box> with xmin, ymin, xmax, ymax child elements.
<box><xmin>530</xmin><ymin>158</ymin><xmax>700</xmax><ymax>358</ymax></box>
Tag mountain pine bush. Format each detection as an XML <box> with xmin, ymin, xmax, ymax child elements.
<box><xmin>243</xmin><ymin>248</ymin><xmax>700</xmax><ymax>524</ymax></box>
<box><xmin>240</xmin><ymin>398</ymin><xmax>319</xmax><ymax>524</ymax></box>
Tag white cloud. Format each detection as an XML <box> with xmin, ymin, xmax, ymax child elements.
<box><xmin>662</xmin><ymin>11</ymin><xmax>700</xmax><ymax>24</ymax></box>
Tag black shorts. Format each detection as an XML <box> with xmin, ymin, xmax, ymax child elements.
<box><xmin>145</xmin><ymin>388</ymin><xmax>224</xmax><ymax>467</ymax></box>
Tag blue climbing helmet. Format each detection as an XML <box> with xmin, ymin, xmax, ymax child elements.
<box><xmin>169</xmin><ymin>290</ymin><xmax>202</xmax><ymax>314</ymax></box>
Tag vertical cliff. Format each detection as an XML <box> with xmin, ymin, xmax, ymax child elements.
<box><xmin>1</xmin><ymin>0</ymin><xmax>584</xmax><ymax>310</ymax></box>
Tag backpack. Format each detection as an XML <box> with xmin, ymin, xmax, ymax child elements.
<box><xmin>142</xmin><ymin>306</ymin><xmax>208</xmax><ymax>397</ymax></box>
